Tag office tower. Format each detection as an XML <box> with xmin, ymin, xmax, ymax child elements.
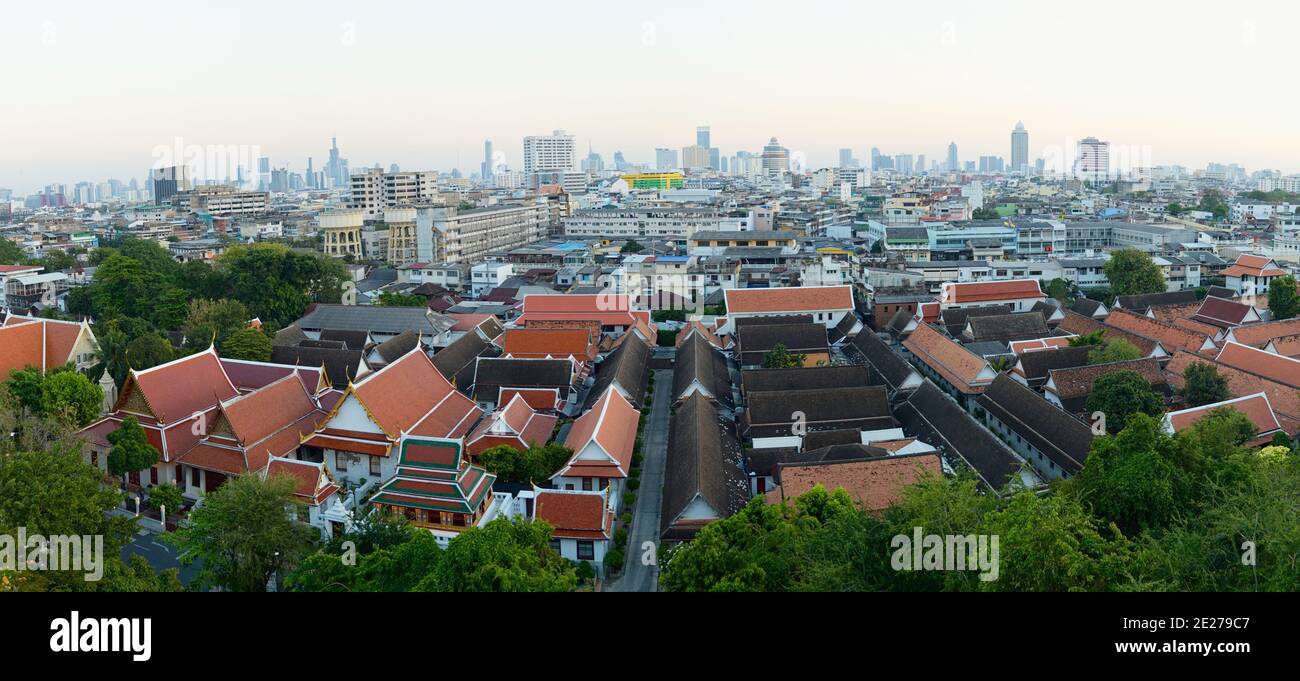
<box><xmin>681</xmin><ymin>145</ymin><xmax>710</xmax><ymax>170</ymax></box>
<box><xmin>1011</xmin><ymin>122</ymin><xmax>1029</xmax><ymax>173</ymax></box>
<box><xmin>761</xmin><ymin>137</ymin><xmax>790</xmax><ymax>174</ymax></box>
<box><xmin>839</xmin><ymin>148</ymin><xmax>856</xmax><ymax>168</ymax></box>
<box><xmin>696</xmin><ymin>126</ymin><xmax>711</xmax><ymax>149</ymax></box>
<box><xmin>656</xmin><ymin>148</ymin><xmax>679</xmax><ymax>171</ymax></box>
<box><xmin>257</xmin><ymin>156</ymin><xmax>271</xmax><ymax>191</ymax></box>
<box><xmin>1077</xmin><ymin>137</ymin><xmax>1110</xmax><ymax>181</ymax></box>
<box><xmin>325</xmin><ymin>137</ymin><xmax>350</xmax><ymax>188</ymax></box>
<box><xmin>946</xmin><ymin>142</ymin><xmax>959</xmax><ymax>171</ymax></box>
<box><xmin>150</xmin><ymin>165</ymin><xmax>190</xmax><ymax>203</ymax></box>
<box><xmin>895</xmin><ymin>154</ymin><xmax>914</xmax><ymax>176</ymax></box>
<box><xmin>306</xmin><ymin>157</ymin><xmax>315</xmax><ymax>189</ymax></box>
<box><xmin>582</xmin><ymin>144</ymin><xmax>604</xmax><ymax>173</ymax></box>
<box><xmin>481</xmin><ymin>140</ymin><xmax>494</xmax><ymax>182</ymax></box>
<box><xmin>708</xmin><ymin>147</ymin><xmax>721</xmax><ymax>171</ymax></box>
<box><xmin>916</xmin><ymin>155</ymin><xmax>926</xmax><ymax>174</ymax></box>
<box><xmin>523</xmin><ymin>129</ymin><xmax>576</xmax><ymax>176</ymax></box>
<box><xmin>613</xmin><ymin>151</ymin><xmax>628</xmax><ymax>171</ymax></box>
<box><xmin>871</xmin><ymin>147</ymin><xmax>883</xmax><ymax>170</ymax></box>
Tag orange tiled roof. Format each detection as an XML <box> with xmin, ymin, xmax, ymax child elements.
<box><xmin>941</xmin><ymin>279</ymin><xmax>1043</xmax><ymax>305</ymax></box>
<box><xmin>1221</xmin><ymin>254</ymin><xmax>1285</xmax><ymax>278</ymax></box>
<box><xmin>1214</xmin><ymin>342</ymin><xmax>1300</xmax><ymax>389</ymax></box>
<box><xmin>1165</xmin><ymin>351</ymin><xmax>1300</xmax><ymax>435</ymax></box>
<box><xmin>1225</xmin><ymin>318</ymin><xmax>1300</xmax><ymax>348</ymax></box>
<box><xmin>902</xmin><ymin>322</ymin><xmax>994</xmax><ymax>394</ymax></box>
<box><xmin>119</xmin><ymin>348</ymin><xmax>239</xmax><ymax>425</ymax></box>
<box><xmin>1166</xmin><ymin>393</ymin><xmax>1281</xmax><ymax>436</ymax></box>
<box><xmin>503</xmin><ymin>328</ymin><xmax>598</xmax><ymax>361</ymax></box>
<box><xmin>1104</xmin><ymin>308</ymin><xmax>1214</xmax><ymax>354</ymax></box>
<box><xmin>724</xmin><ymin>285</ymin><xmax>854</xmax><ymax>315</ymax></box>
<box><xmin>559</xmin><ymin>388</ymin><xmax>638</xmax><ymax>479</ymax></box>
<box><xmin>0</xmin><ymin>316</ymin><xmax>85</xmax><ymax>377</ymax></box>
<box><xmin>772</xmin><ymin>453</ymin><xmax>942</xmax><ymax>513</ymax></box>
<box><xmin>533</xmin><ymin>490</ymin><xmax>612</xmax><ymax>540</ymax></box>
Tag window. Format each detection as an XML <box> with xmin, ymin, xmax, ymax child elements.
<box><xmin>577</xmin><ymin>540</ymin><xmax>595</xmax><ymax>561</ymax></box>
<box><xmin>550</xmin><ymin>539</ymin><xmax>561</xmax><ymax>553</ymax></box>
<box><xmin>336</xmin><ymin>453</ymin><xmax>348</xmax><ymax>472</ymax></box>
<box><xmin>190</xmin><ymin>467</ymin><xmax>200</xmax><ymax>487</ymax></box>
<box><xmin>150</xmin><ymin>467</ymin><xmax>158</xmax><ymax>485</ymax></box>
<box><xmin>370</xmin><ymin>456</ymin><xmax>381</xmax><ymax>476</ymax></box>
<box><xmin>581</xmin><ymin>477</ymin><xmax>593</xmax><ymax>491</ymax></box>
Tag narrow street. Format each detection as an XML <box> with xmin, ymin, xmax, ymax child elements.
<box><xmin>606</xmin><ymin>367</ymin><xmax>672</xmax><ymax>592</ymax></box>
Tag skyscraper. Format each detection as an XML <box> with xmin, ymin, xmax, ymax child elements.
<box><xmin>523</xmin><ymin>129</ymin><xmax>576</xmax><ymax>176</ymax></box>
<box><xmin>839</xmin><ymin>148</ymin><xmax>857</xmax><ymax>168</ymax></box>
<box><xmin>324</xmin><ymin>137</ymin><xmax>349</xmax><ymax>188</ymax></box>
<box><xmin>481</xmin><ymin>140</ymin><xmax>494</xmax><ymax>182</ymax></box>
<box><xmin>1076</xmin><ymin>137</ymin><xmax>1110</xmax><ymax>181</ymax></box>
<box><xmin>946</xmin><ymin>142</ymin><xmax>959</xmax><ymax>172</ymax></box>
<box><xmin>761</xmin><ymin>137</ymin><xmax>789</xmax><ymax>174</ymax></box>
<box><xmin>150</xmin><ymin>164</ymin><xmax>190</xmax><ymax>204</ymax></box>
<box><xmin>696</xmin><ymin>126</ymin><xmax>711</xmax><ymax>149</ymax></box>
<box><xmin>655</xmin><ymin>148</ymin><xmax>679</xmax><ymax>171</ymax></box>
<box><xmin>1011</xmin><ymin>122</ymin><xmax>1029</xmax><ymax>173</ymax></box>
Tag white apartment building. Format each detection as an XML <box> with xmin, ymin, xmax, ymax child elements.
<box><xmin>347</xmin><ymin>168</ymin><xmax>439</xmax><ymax>219</ymax></box>
<box><xmin>523</xmin><ymin>130</ymin><xmax>576</xmax><ymax>176</ymax></box>
<box><xmin>173</xmin><ymin>186</ymin><xmax>270</xmax><ymax>216</ymax></box>
<box><xmin>417</xmin><ymin>202</ymin><xmax>548</xmax><ymax>265</ymax></box>
<box><xmin>563</xmin><ymin>208</ymin><xmax>722</xmax><ymax>239</ymax></box>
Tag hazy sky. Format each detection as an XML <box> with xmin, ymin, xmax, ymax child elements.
<box><xmin>2</xmin><ymin>0</ymin><xmax>1297</xmax><ymax>193</ymax></box>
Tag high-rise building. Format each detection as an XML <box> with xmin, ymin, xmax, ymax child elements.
<box><xmin>347</xmin><ymin>168</ymin><xmax>439</xmax><ymax>219</ymax></box>
<box><xmin>1077</xmin><ymin>137</ymin><xmax>1110</xmax><ymax>181</ymax></box>
<box><xmin>523</xmin><ymin>130</ymin><xmax>576</xmax><ymax>176</ymax></box>
<box><xmin>761</xmin><ymin>137</ymin><xmax>789</xmax><ymax>174</ymax></box>
<box><xmin>655</xmin><ymin>148</ymin><xmax>679</xmax><ymax>171</ymax></box>
<box><xmin>1011</xmin><ymin>122</ymin><xmax>1029</xmax><ymax>173</ymax></box>
<box><xmin>324</xmin><ymin>137</ymin><xmax>349</xmax><ymax>188</ymax></box>
<box><xmin>839</xmin><ymin>148</ymin><xmax>857</xmax><ymax>168</ymax></box>
<box><xmin>481</xmin><ymin>140</ymin><xmax>494</xmax><ymax>183</ymax></box>
<box><xmin>696</xmin><ymin>126</ymin><xmax>711</xmax><ymax>149</ymax></box>
<box><xmin>946</xmin><ymin>142</ymin><xmax>959</xmax><ymax>172</ymax></box>
<box><xmin>894</xmin><ymin>154</ymin><xmax>915</xmax><ymax>176</ymax></box>
<box><xmin>681</xmin><ymin>145</ymin><xmax>710</xmax><ymax>170</ymax></box>
<box><xmin>150</xmin><ymin>165</ymin><xmax>190</xmax><ymax>204</ymax></box>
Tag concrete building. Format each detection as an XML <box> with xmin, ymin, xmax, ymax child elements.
<box><xmin>347</xmin><ymin>168</ymin><xmax>439</xmax><ymax>219</ymax></box>
<box><xmin>418</xmin><ymin>202</ymin><xmax>549</xmax><ymax>265</ymax></box>
<box><xmin>319</xmin><ymin>208</ymin><xmax>365</xmax><ymax>258</ymax></box>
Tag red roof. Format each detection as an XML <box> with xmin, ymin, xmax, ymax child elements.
<box><xmin>941</xmin><ymin>279</ymin><xmax>1043</xmax><ymax>305</ymax></box>
<box><xmin>724</xmin><ymin>286</ymin><xmax>854</xmax><ymax>315</ymax></box>
<box><xmin>1215</xmin><ymin>342</ymin><xmax>1300</xmax><ymax>389</ymax></box>
<box><xmin>266</xmin><ymin>458</ymin><xmax>338</xmax><ymax>505</ymax></box>
<box><xmin>559</xmin><ymin>388</ymin><xmax>638</xmax><ymax>479</ymax></box>
<box><xmin>118</xmin><ymin>348</ymin><xmax>239</xmax><ymax>425</ymax></box>
<box><xmin>1166</xmin><ymin>393</ymin><xmax>1281</xmax><ymax>436</ymax></box>
<box><xmin>348</xmin><ymin>348</ymin><xmax>463</xmax><ymax>437</ymax></box>
<box><xmin>533</xmin><ymin>490</ymin><xmax>612</xmax><ymax>540</ymax></box>
<box><xmin>1221</xmin><ymin>254</ymin><xmax>1285</xmax><ymax>278</ymax></box>
<box><xmin>503</xmin><ymin>328</ymin><xmax>598</xmax><ymax>361</ymax></box>
<box><xmin>0</xmin><ymin>316</ymin><xmax>86</xmax><ymax>376</ymax></box>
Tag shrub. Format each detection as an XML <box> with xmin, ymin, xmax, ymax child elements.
<box><xmin>623</xmin><ymin>491</ymin><xmax>636</xmax><ymax>508</ymax></box>
<box><xmin>149</xmin><ymin>483</ymin><xmax>184</xmax><ymax>513</ymax></box>
<box><xmin>621</xmin><ymin>512</ymin><xmax>632</xmax><ymax>525</ymax></box>
<box><xmin>604</xmin><ymin>549</ymin><xmax>625</xmax><ymax>570</ymax></box>
<box><xmin>614</xmin><ymin>527</ymin><xmax>629</xmax><ymax>548</ymax></box>
<box><xmin>627</xmin><ymin>478</ymin><xmax>641</xmax><ymax>491</ymax></box>
<box><xmin>574</xmin><ymin>560</ymin><xmax>595</xmax><ymax>582</ymax></box>
<box><xmin>632</xmin><ymin>452</ymin><xmax>643</xmax><ymax>468</ymax></box>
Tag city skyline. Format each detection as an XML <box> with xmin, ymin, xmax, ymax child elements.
<box><xmin>3</xmin><ymin>0</ymin><xmax>1298</xmax><ymax>192</ymax></box>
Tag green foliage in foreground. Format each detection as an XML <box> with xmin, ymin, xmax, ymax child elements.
<box><xmin>660</xmin><ymin>410</ymin><xmax>1300</xmax><ymax>592</ymax></box>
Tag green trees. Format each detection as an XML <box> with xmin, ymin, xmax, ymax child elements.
<box><xmin>1103</xmin><ymin>249</ymin><xmax>1166</xmax><ymax>297</ymax></box>
<box><xmin>37</xmin><ymin>370</ymin><xmax>104</xmax><ymax>427</ymax></box>
<box><xmin>1267</xmin><ymin>275</ymin><xmax>1299</xmax><ymax>321</ymax></box>
<box><xmin>1180</xmin><ymin>361</ymin><xmax>1230</xmax><ymax>407</ymax></box>
<box><xmin>1087</xmin><ymin>338</ymin><xmax>1142</xmax><ymax>365</ymax></box>
<box><xmin>1086</xmin><ymin>369</ymin><xmax>1165</xmax><ymax>434</ymax></box>
<box><xmin>620</xmin><ymin>239</ymin><xmax>645</xmax><ymax>254</ymax></box>
<box><xmin>1042</xmin><ymin>278</ymin><xmax>1076</xmax><ymax>304</ymax></box>
<box><xmin>219</xmin><ymin>327</ymin><xmax>272</xmax><ymax>362</ymax></box>
<box><xmin>170</xmin><ymin>473</ymin><xmax>317</xmax><ymax>592</ymax></box>
<box><xmin>182</xmin><ymin>299</ymin><xmax>252</xmax><ymax>349</ymax></box>
<box><xmin>1197</xmin><ymin>189</ymin><xmax>1229</xmax><ymax>221</ymax></box>
<box><xmin>106</xmin><ymin>416</ymin><xmax>160</xmax><ymax>478</ymax></box>
<box><xmin>1071</xmin><ymin>414</ymin><xmax>1186</xmax><ymax>534</ymax></box>
<box><xmin>148</xmin><ymin>482</ymin><xmax>184</xmax><ymax>512</ymax></box>
<box><xmin>375</xmin><ymin>291</ymin><xmax>427</xmax><ymax>308</ymax></box>
<box><xmin>475</xmin><ymin>443</ymin><xmax>572</xmax><ymax>484</ymax></box>
<box><xmin>0</xmin><ymin>448</ymin><xmax>182</xmax><ymax>592</ymax></box>
<box><xmin>285</xmin><ymin>517</ymin><xmax>577</xmax><ymax>592</ymax></box>
<box><xmin>216</xmin><ymin>243</ymin><xmax>348</xmax><ymax>328</ymax></box>
<box><xmin>1068</xmin><ymin>330</ymin><xmax>1106</xmax><ymax>347</ymax></box>
<box><xmin>123</xmin><ymin>333</ymin><xmax>175</xmax><ymax>371</ymax></box>
<box><xmin>761</xmin><ymin>342</ymin><xmax>806</xmax><ymax>369</ymax></box>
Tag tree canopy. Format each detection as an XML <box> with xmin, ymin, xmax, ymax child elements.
<box><xmin>1103</xmin><ymin>249</ymin><xmax>1166</xmax><ymax>297</ymax></box>
<box><xmin>1267</xmin><ymin>275</ymin><xmax>1299</xmax><ymax>321</ymax></box>
<box><xmin>761</xmin><ymin>342</ymin><xmax>806</xmax><ymax>369</ymax></box>
<box><xmin>1086</xmin><ymin>369</ymin><xmax>1165</xmax><ymax>435</ymax></box>
<box><xmin>1180</xmin><ymin>361</ymin><xmax>1230</xmax><ymax>408</ymax></box>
